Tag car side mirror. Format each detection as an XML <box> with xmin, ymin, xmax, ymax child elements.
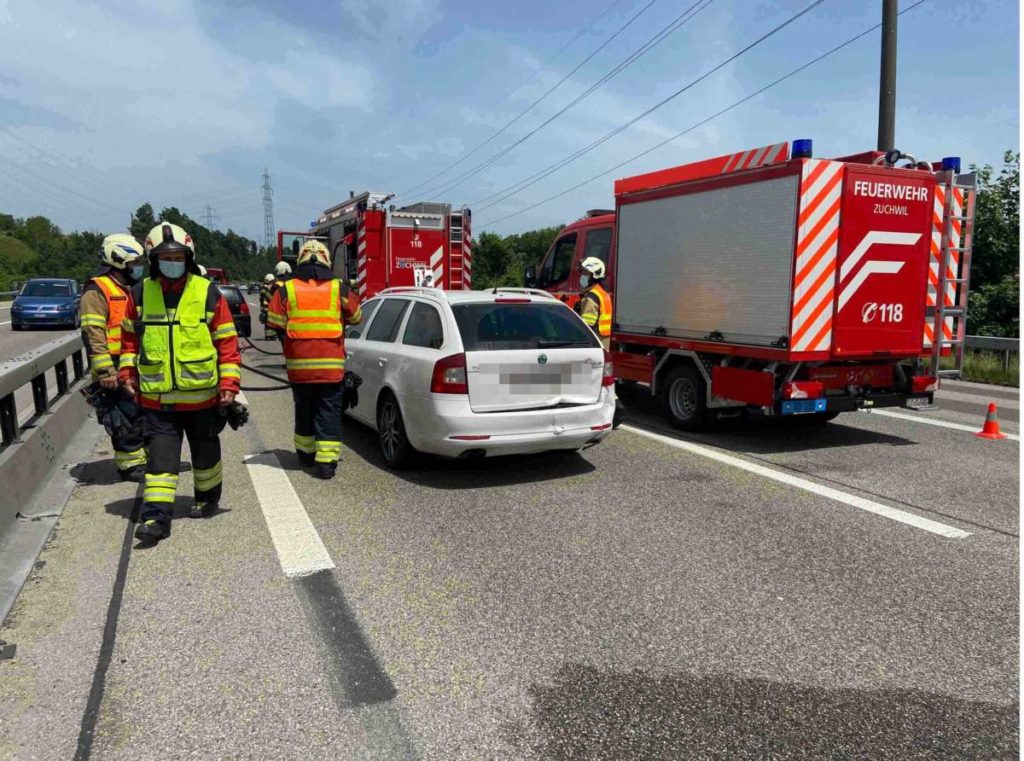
<box><xmin>524</xmin><ymin>265</ymin><xmax>538</xmax><ymax>287</ymax></box>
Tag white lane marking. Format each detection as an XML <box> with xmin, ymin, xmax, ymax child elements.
<box><xmin>245</xmin><ymin>452</ymin><xmax>335</xmax><ymax>577</ymax></box>
<box><xmin>936</xmin><ymin>389</ymin><xmax>1020</xmax><ymax>409</ymax></box>
<box><xmin>622</xmin><ymin>425</ymin><xmax>971</xmax><ymax>539</ymax></box>
<box><xmin>0</xmin><ymin>321</ymin><xmax>9</xmax><ymax>326</ymax></box>
<box><xmin>863</xmin><ymin>409</ymin><xmax>1020</xmax><ymax>442</ymax></box>
<box><xmin>235</xmin><ymin>390</ymin><xmax>248</xmax><ymax>405</ymax></box>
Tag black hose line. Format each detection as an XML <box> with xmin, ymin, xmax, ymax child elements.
<box><xmin>239</xmin><ymin>360</ymin><xmax>292</xmax><ymax>391</ymax></box>
<box><xmin>241</xmin><ymin>335</ymin><xmax>284</xmax><ymax>356</ymax></box>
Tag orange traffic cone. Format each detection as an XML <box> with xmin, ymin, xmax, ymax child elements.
<box><xmin>975</xmin><ymin>403</ymin><xmax>1008</xmax><ymax>440</ymax></box>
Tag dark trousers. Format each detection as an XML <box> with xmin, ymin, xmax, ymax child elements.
<box><xmin>292</xmin><ymin>382</ymin><xmax>344</xmax><ymax>464</ymax></box>
<box><xmin>142</xmin><ymin>407</ymin><xmax>225</xmax><ymax>524</ymax></box>
<box><xmin>110</xmin><ymin>396</ymin><xmax>146</xmax><ymax>473</ymax></box>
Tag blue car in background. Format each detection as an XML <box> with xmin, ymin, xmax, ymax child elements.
<box><xmin>11</xmin><ymin>278</ymin><xmax>81</xmax><ymax>330</ymax></box>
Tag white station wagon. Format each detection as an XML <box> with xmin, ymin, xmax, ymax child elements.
<box><xmin>344</xmin><ymin>288</ymin><xmax>616</xmax><ymax>468</ymax></box>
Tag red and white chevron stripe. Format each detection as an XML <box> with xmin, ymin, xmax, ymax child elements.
<box><xmin>355</xmin><ymin>224</ymin><xmax>368</xmax><ymax>297</ymax></box>
<box><xmin>463</xmin><ymin>231</ymin><xmax>472</xmax><ymax>289</ymax></box>
<box><xmin>430</xmin><ymin>246</ymin><xmax>444</xmax><ymax>289</ymax></box>
<box><xmin>720</xmin><ymin>142</ymin><xmax>788</xmax><ymax>174</ymax></box>
<box><xmin>789</xmin><ymin>159</ymin><xmax>844</xmax><ymax>352</ymax></box>
<box><xmin>923</xmin><ymin>184</ymin><xmax>963</xmax><ymax>347</ymax></box>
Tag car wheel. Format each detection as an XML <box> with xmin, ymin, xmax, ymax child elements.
<box><xmin>661</xmin><ymin>364</ymin><xmax>709</xmax><ymax>431</ymax></box>
<box><xmin>377</xmin><ymin>392</ymin><xmax>413</xmax><ymax>469</ymax></box>
<box><xmin>11</xmin><ymin>322</ymin><xmax>22</xmax><ymax>331</ymax></box>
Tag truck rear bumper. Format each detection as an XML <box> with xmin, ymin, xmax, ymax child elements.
<box><xmin>821</xmin><ymin>391</ymin><xmax>931</xmax><ymax>413</ymax></box>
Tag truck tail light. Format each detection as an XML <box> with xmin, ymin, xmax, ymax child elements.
<box><xmin>782</xmin><ymin>381</ymin><xmax>824</xmax><ymax>400</ymax></box>
<box><xmin>911</xmin><ymin>375</ymin><xmax>939</xmax><ymax>393</ymax></box>
<box><xmin>602</xmin><ymin>351</ymin><xmax>615</xmax><ymax>387</ymax></box>
<box><xmin>431</xmin><ymin>353</ymin><xmax>468</xmax><ymax>394</ymax></box>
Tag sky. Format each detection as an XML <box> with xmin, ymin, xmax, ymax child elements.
<box><xmin>0</xmin><ymin>0</ymin><xmax>1018</xmax><ymax>242</ymax></box>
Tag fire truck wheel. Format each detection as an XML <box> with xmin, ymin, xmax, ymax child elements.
<box><xmin>377</xmin><ymin>392</ymin><xmax>413</xmax><ymax>469</ymax></box>
<box><xmin>662</xmin><ymin>365</ymin><xmax>708</xmax><ymax>431</ymax></box>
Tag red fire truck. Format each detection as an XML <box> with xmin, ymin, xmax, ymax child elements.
<box><xmin>526</xmin><ymin>139</ymin><xmax>975</xmax><ymax>430</ymax></box>
<box><xmin>277</xmin><ymin>192</ymin><xmax>472</xmax><ymax>300</ymax></box>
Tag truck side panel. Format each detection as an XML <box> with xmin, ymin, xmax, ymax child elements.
<box><xmin>615</xmin><ymin>172</ymin><xmax>799</xmax><ymax>347</ymax></box>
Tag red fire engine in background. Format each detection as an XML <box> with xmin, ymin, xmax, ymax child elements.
<box><xmin>526</xmin><ymin>139</ymin><xmax>975</xmax><ymax>430</ymax></box>
<box><xmin>277</xmin><ymin>192</ymin><xmax>472</xmax><ymax>300</ymax></box>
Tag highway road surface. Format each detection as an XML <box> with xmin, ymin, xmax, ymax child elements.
<box><xmin>0</xmin><ymin>330</ymin><xmax>1018</xmax><ymax>759</ymax></box>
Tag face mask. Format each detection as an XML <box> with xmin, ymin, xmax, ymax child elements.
<box><xmin>159</xmin><ymin>260</ymin><xmax>187</xmax><ymax>279</ymax></box>
<box><xmin>128</xmin><ymin>264</ymin><xmax>145</xmax><ymax>281</ymax></box>
<box><xmin>579</xmin><ymin>274</ymin><xmax>590</xmax><ymax>288</ymax></box>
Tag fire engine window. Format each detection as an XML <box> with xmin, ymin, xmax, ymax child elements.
<box><xmin>583</xmin><ymin>227</ymin><xmax>612</xmax><ymax>269</ymax></box>
<box><xmin>365</xmin><ymin>298</ymin><xmax>411</xmax><ymax>343</ymax></box>
<box><xmin>541</xmin><ymin>233</ymin><xmax>577</xmax><ymax>285</ymax></box>
<box><xmin>345</xmin><ymin>298</ymin><xmax>381</xmax><ymax>340</ymax></box>
<box><xmin>402</xmin><ymin>301</ymin><xmax>444</xmax><ymax>349</ymax></box>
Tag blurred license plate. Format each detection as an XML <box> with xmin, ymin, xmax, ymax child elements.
<box><xmin>501</xmin><ymin>371</ymin><xmax>563</xmax><ymax>386</ymax></box>
<box><xmin>781</xmin><ymin>399</ymin><xmax>827</xmax><ymax>415</ymax></box>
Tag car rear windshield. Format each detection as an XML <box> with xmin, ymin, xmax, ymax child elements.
<box><xmin>452</xmin><ymin>302</ymin><xmax>599</xmax><ymax>351</ymax></box>
<box><xmin>21</xmin><ymin>282</ymin><xmax>70</xmax><ymax>297</ymax></box>
<box><xmin>220</xmin><ymin>286</ymin><xmax>243</xmax><ymax>304</ymax></box>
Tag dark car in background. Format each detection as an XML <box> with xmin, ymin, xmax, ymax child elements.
<box><xmin>247</xmin><ymin>282</ymin><xmax>260</xmax><ymax>294</ymax></box>
<box><xmin>219</xmin><ymin>284</ymin><xmax>251</xmax><ymax>338</ymax></box>
<box><xmin>11</xmin><ymin>278</ymin><xmax>81</xmax><ymax>330</ymax></box>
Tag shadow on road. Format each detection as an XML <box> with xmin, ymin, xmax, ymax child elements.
<box><xmin>340</xmin><ymin>416</ymin><xmax>598</xmax><ymax>490</ymax></box>
<box><xmin>520</xmin><ymin>663</ymin><xmax>1018</xmax><ymax>760</ymax></box>
<box><xmin>70</xmin><ymin>458</ymin><xmax>121</xmax><ymax>486</ymax></box>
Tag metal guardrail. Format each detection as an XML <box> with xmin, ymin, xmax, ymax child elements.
<box><xmin>0</xmin><ymin>290</ymin><xmax>17</xmax><ymax>299</ymax></box>
<box><xmin>0</xmin><ymin>333</ymin><xmax>86</xmax><ymax>446</ymax></box>
<box><xmin>964</xmin><ymin>335</ymin><xmax>1019</xmax><ymax>372</ymax></box>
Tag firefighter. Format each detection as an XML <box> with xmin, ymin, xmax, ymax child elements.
<box><xmin>119</xmin><ymin>222</ymin><xmax>242</xmax><ymax>544</ymax></box>
<box><xmin>79</xmin><ymin>233</ymin><xmax>148</xmax><ymax>481</ymax></box>
<box><xmin>578</xmin><ymin>256</ymin><xmax>612</xmax><ymax>350</ymax></box>
<box><xmin>266</xmin><ymin>240</ymin><xmax>361</xmax><ymax>480</ymax></box>
<box><xmin>272</xmin><ymin>260</ymin><xmax>292</xmax><ymax>293</ymax></box>
<box><xmin>259</xmin><ymin>273</ymin><xmax>276</xmax><ymax>339</ymax></box>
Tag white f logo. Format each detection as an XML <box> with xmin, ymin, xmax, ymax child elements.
<box><xmin>837</xmin><ymin>231</ymin><xmax>921</xmax><ymax>312</ymax></box>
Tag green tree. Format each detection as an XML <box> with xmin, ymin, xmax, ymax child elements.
<box><xmin>130</xmin><ymin>203</ymin><xmax>156</xmax><ymax>240</ymax></box>
<box><xmin>968</xmin><ymin>151</ymin><xmax>1020</xmax><ymax>336</ymax></box>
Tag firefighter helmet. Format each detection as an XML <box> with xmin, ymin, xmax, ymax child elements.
<box><xmin>297</xmin><ymin>240</ymin><xmax>331</xmax><ymax>267</ymax></box>
<box><xmin>99</xmin><ymin>233</ymin><xmax>143</xmax><ymax>271</ymax></box>
<box><xmin>197</xmin><ymin>264</ymin><xmax>208</xmax><ymax>276</ymax></box>
<box><xmin>264</xmin><ymin>273</ymin><xmax>275</xmax><ymax>283</ymax></box>
<box><xmin>580</xmin><ymin>256</ymin><xmax>606</xmax><ymax>280</ymax></box>
<box><xmin>144</xmin><ymin>222</ymin><xmax>194</xmax><ymax>257</ymax></box>
<box><xmin>274</xmin><ymin>260</ymin><xmax>292</xmax><ymax>276</ymax></box>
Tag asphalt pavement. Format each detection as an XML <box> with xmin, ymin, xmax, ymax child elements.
<box><xmin>0</xmin><ymin>335</ymin><xmax>1017</xmax><ymax>760</ymax></box>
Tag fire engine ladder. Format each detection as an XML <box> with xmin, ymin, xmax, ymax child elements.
<box><xmin>930</xmin><ymin>170</ymin><xmax>977</xmax><ymax>378</ymax></box>
<box><xmin>448</xmin><ymin>212</ymin><xmax>465</xmax><ymax>289</ymax></box>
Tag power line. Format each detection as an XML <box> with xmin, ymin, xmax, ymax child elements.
<box><xmin>406</xmin><ymin>0</ymin><xmax>716</xmax><ymax>204</ymax></box>
<box><xmin>470</xmin><ymin>0</ymin><xmax>827</xmax><ymax>215</ymax></box>
<box><xmin>200</xmin><ymin>204</ymin><xmax>220</xmax><ymax>230</ymax></box>
<box><xmin>479</xmin><ymin>0</ymin><xmax>929</xmax><ymax>229</ymax></box>
<box><xmin>392</xmin><ymin>0</ymin><xmax>662</xmax><ymax>201</ymax></box>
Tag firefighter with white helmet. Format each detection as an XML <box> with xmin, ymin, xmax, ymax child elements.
<box><xmin>577</xmin><ymin>256</ymin><xmax>612</xmax><ymax>350</ymax></box>
<box><xmin>118</xmin><ymin>222</ymin><xmax>242</xmax><ymax>544</ymax></box>
<box><xmin>260</xmin><ymin>273</ymin><xmax>276</xmax><ymax>339</ymax></box>
<box><xmin>267</xmin><ymin>240</ymin><xmax>361</xmax><ymax>479</ymax></box>
<box><xmin>78</xmin><ymin>233</ymin><xmax>148</xmax><ymax>481</ymax></box>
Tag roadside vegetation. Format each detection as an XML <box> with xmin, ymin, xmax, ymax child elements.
<box><xmin>942</xmin><ymin>350</ymin><xmax>1020</xmax><ymax>387</ymax></box>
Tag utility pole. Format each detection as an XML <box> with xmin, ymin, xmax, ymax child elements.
<box><xmin>877</xmin><ymin>0</ymin><xmax>898</xmax><ymax>152</ymax></box>
<box><xmin>261</xmin><ymin>168</ymin><xmax>275</xmax><ymax>251</ymax></box>
<box><xmin>200</xmin><ymin>204</ymin><xmax>219</xmax><ymax>230</ymax></box>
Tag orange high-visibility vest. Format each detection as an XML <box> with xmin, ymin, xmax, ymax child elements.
<box><xmin>284</xmin><ymin>279</ymin><xmax>343</xmax><ymax>339</ymax></box>
<box><xmin>92</xmin><ymin>275</ymin><xmax>130</xmax><ymax>355</ymax></box>
<box><xmin>588</xmin><ymin>284</ymin><xmax>613</xmax><ymax>337</ymax></box>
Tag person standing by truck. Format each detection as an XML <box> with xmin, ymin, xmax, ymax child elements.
<box><xmin>119</xmin><ymin>222</ymin><xmax>242</xmax><ymax>544</ymax></box>
<box><xmin>266</xmin><ymin>240</ymin><xmax>361</xmax><ymax>480</ymax></box>
<box><xmin>577</xmin><ymin>256</ymin><xmax>613</xmax><ymax>350</ymax></box>
<box><xmin>79</xmin><ymin>233</ymin><xmax>148</xmax><ymax>481</ymax></box>
<box><xmin>259</xmin><ymin>273</ymin><xmax>275</xmax><ymax>339</ymax></box>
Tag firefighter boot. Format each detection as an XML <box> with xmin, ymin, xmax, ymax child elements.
<box><xmin>188</xmin><ymin>501</ymin><xmax>219</xmax><ymax>519</ymax></box>
<box><xmin>314</xmin><ymin>462</ymin><xmax>337</xmax><ymax>480</ymax></box>
<box><xmin>134</xmin><ymin>511</ymin><xmax>171</xmax><ymax>544</ymax></box>
<box><xmin>119</xmin><ymin>465</ymin><xmax>146</xmax><ymax>483</ymax></box>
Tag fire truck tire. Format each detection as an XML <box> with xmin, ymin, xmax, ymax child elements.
<box><xmin>377</xmin><ymin>391</ymin><xmax>413</xmax><ymax>469</ymax></box>
<box><xmin>661</xmin><ymin>365</ymin><xmax>709</xmax><ymax>431</ymax></box>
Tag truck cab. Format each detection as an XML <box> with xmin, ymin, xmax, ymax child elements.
<box><xmin>526</xmin><ymin>210</ymin><xmax>616</xmax><ymax>311</ymax></box>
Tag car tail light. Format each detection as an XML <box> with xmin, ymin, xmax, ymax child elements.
<box><xmin>911</xmin><ymin>375</ymin><xmax>939</xmax><ymax>393</ymax></box>
<box><xmin>602</xmin><ymin>351</ymin><xmax>615</xmax><ymax>387</ymax></box>
<box><xmin>451</xmin><ymin>434</ymin><xmax>491</xmax><ymax>441</ymax></box>
<box><xmin>591</xmin><ymin>423</ymin><xmax>612</xmax><ymax>431</ymax></box>
<box><xmin>431</xmin><ymin>353</ymin><xmax>468</xmax><ymax>394</ymax></box>
<box><xmin>782</xmin><ymin>381</ymin><xmax>824</xmax><ymax>400</ymax></box>
<box><xmin>238</xmin><ymin>299</ymin><xmax>250</xmax><ymax>315</ymax></box>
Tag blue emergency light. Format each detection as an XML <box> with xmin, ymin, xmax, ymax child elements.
<box><xmin>941</xmin><ymin>156</ymin><xmax>961</xmax><ymax>173</ymax></box>
<box><xmin>791</xmin><ymin>139</ymin><xmax>813</xmax><ymax>159</ymax></box>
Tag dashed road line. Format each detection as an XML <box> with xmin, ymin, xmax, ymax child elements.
<box><xmin>864</xmin><ymin>408</ymin><xmax>1020</xmax><ymax>441</ymax></box>
<box><xmin>0</xmin><ymin>321</ymin><xmax>10</xmax><ymax>326</ymax></box>
<box><xmin>244</xmin><ymin>452</ymin><xmax>336</xmax><ymax>577</ymax></box>
<box><xmin>622</xmin><ymin>424</ymin><xmax>971</xmax><ymax>539</ymax></box>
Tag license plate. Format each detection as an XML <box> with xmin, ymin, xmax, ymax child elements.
<box><xmin>781</xmin><ymin>399</ymin><xmax>828</xmax><ymax>415</ymax></box>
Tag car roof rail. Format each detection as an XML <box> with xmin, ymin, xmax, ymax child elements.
<box><xmin>377</xmin><ymin>286</ymin><xmax>449</xmax><ymax>299</ymax></box>
<box><xmin>485</xmin><ymin>287</ymin><xmax>558</xmax><ymax>300</ymax></box>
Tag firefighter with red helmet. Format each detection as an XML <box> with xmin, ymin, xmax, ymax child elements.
<box><xmin>266</xmin><ymin>240</ymin><xmax>361</xmax><ymax>479</ymax></box>
<box><xmin>79</xmin><ymin>233</ymin><xmax>148</xmax><ymax>481</ymax></box>
<box><xmin>118</xmin><ymin>222</ymin><xmax>242</xmax><ymax>544</ymax></box>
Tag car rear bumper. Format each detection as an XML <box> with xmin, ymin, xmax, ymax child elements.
<box><xmin>400</xmin><ymin>387</ymin><xmax>616</xmax><ymax>458</ymax></box>
<box><xmin>12</xmin><ymin>313</ymin><xmax>76</xmax><ymax>327</ymax></box>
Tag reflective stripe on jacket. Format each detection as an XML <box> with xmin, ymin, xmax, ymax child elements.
<box><xmin>581</xmin><ymin>284</ymin><xmax>613</xmax><ymax>338</ymax></box>
<box><xmin>283</xmin><ymin>279</ymin><xmax>343</xmax><ymax>339</ymax></box>
<box><xmin>91</xmin><ymin>275</ymin><xmax>130</xmax><ymax>355</ymax></box>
